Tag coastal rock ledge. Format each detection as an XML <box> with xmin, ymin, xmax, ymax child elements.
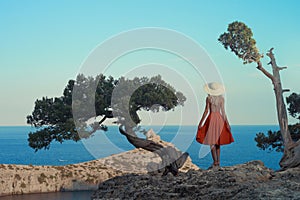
<box><xmin>92</xmin><ymin>161</ymin><xmax>300</xmax><ymax>200</ymax></box>
<box><xmin>0</xmin><ymin>129</ymin><xmax>197</xmax><ymax>197</ymax></box>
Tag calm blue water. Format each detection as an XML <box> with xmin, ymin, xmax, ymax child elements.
<box><xmin>0</xmin><ymin>125</ymin><xmax>282</xmax><ymax>199</ymax></box>
<box><xmin>0</xmin><ymin>125</ymin><xmax>282</xmax><ymax>169</ymax></box>
<box><xmin>0</xmin><ymin>191</ymin><xmax>94</xmax><ymax>200</ymax></box>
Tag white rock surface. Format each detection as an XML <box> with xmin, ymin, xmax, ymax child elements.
<box><xmin>0</xmin><ymin>129</ymin><xmax>198</xmax><ymax>196</ymax></box>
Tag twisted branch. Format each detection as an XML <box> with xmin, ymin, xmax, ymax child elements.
<box><xmin>282</xmin><ymin>89</ymin><xmax>290</xmax><ymax>93</ymax></box>
<box><xmin>256</xmin><ymin>61</ymin><xmax>274</xmax><ymax>82</ymax></box>
<box><xmin>278</xmin><ymin>67</ymin><xmax>288</xmax><ymax>71</ymax></box>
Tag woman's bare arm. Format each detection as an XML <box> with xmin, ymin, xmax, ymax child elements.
<box><xmin>220</xmin><ymin>96</ymin><xmax>230</xmax><ymax>129</ymax></box>
<box><xmin>198</xmin><ymin>97</ymin><xmax>210</xmax><ymax>128</ymax></box>
<box><xmin>220</xmin><ymin>97</ymin><xmax>227</xmax><ymax>120</ymax></box>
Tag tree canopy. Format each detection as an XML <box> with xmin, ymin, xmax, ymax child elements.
<box><xmin>286</xmin><ymin>93</ymin><xmax>300</xmax><ymax>121</ymax></box>
<box><xmin>255</xmin><ymin>93</ymin><xmax>300</xmax><ymax>152</ymax></box>
<box><xmin>219</xmin><ymin>21</ymin><xmax>300</xmax><ymax>169</ymax></box>
<box><xmin>218</xmin><ymin>21</ymin><xmax>262</xmax><ymax>64</ymax></box>
<box><xmin>27</xmin><ymin>74</ymin><xmax>186</xmax><ymax>152</ymax></box>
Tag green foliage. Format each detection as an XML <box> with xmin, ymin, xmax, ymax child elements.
<box><xmin>286</xmin><ymin>93</ymin><xmax>300</xmax><ymax>121</ymax></box>
<box><xmin>15</xmin><ymin>174</ymin><xmax>21</xmax><ymax>180</ymax></box>
<box><xmin>255</xmin><ymin>130</ymin><xmax>283</xmax><ymax>152</ymax></box>
<box><xmin>27</xmin><ymin>74</ymin><xmax>185</xmax><ymax>151</ymax></box>
<box><xmin>112</xmin><ymin>75</ymin><xmax>186</xmax><ymax>132</ymax></box>
<box><xmin>27</xmin><ymin>74</ymin><xmax>116</xmax><ymax>151</ymax></box>
<box><xmin>255</xmin><ymin>123</ymin><xmax>300</xmax><ymax>152</ymax></box>
<box><xmin>72</xmin><ymin>74</ymin><xmax>117</xmax><ymax>123</ymax></box>
<box><xmin>38</xmin><ymin>173</ymin><xmax>47</xmax><ymax>184</ymax></box>
<box><xmin>218</xmin><ymin>21</ymin><xmax>262</xmax><ymax>64</ymax></box>
<box><xmin>20</xmin><ymin>182</ymin><xmax>26</xmax><ymax>188</ymax></box>
<box><xmin>255</xmin><ymin>93</ymin><xmax>300</xmax><ymax>152</ymax></box>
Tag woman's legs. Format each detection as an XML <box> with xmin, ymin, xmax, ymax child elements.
<box><xmin>210</xmin><ymin>145</ymin><xmax>217</xmax><ymax>166</ymax></box>
<box><xmin>215</xmin><ymin>145</ymin><xmax>220</xmax><ymax>166</ymax></box>
<box><xmin>209</xmin><ymin>145</ymin><xmax>221</xmax><ymax>168</ymax></box>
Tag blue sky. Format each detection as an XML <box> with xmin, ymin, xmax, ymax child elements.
<box><xmin>1</xmin><ymin>0</ymin><xmax>300</xmax><ymax>125</ymax></box>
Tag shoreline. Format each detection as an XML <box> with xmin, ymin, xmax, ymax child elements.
<box><xmin>0</xmin><ymin>160</ymin><xmax>107</xmax><ymax>197</ymax></box>
<box><xmin>0</xmin><ymin>190</ymin><xmax>95</xmax><ymax>198</ymax></box>
<box><xmin>0</xmin><ymin>130</ymin><xmax>198</xmax><ymax>197</ymax></box>
<box><xmin>0</xmin><ymin>124</ymin><xmax>280</xmax><ymax>128</ymax></box>
<box><xmin>0</xmin><ymin>127</ymin><xmax>285</xmax><ymax>198</ymax></box>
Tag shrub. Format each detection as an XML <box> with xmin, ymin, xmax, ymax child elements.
<box><xmin>38</xmin><ymin>173</ymin><xmax>47</xmax><ymax>184</ymax></box>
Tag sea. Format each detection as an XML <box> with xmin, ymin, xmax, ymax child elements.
<box><xmin>0</xmin><ymin>125</ymin><xmax>282</xmax><ymax>199</ymax></box>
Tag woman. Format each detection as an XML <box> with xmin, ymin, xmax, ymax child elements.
<box><xmin>196</xmin><ymin>82</ymin><xmax>234</xmax><ymax>169</ymax></box>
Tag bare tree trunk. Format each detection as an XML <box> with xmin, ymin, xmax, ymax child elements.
<box><xmin>118</xmin><ymin>126</ymin><xmax>189</xmax><ymax>176</ymax></box>
<box><xmin>96</xmin><ymin>108</ymin><xmax>189</xmax><ymax>175</ymax></box>
<box><xmin>257</xmin><ymin>48</ymin><xmax>300</xmax><ymax>170</ymax></box>
<box><xmin>266</xmin><ymin>48</ymin><xmax>293</xmax><ymax>147</ymax></box>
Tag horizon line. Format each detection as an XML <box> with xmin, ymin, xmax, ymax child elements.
<box><xmin>0</xmin><ymin>124</ymin><xmax>280</xmax><ymax>127</ymax></box>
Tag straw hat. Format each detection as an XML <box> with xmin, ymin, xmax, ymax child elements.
<box><xmin>204</xmin><ymin>82</ymin><xmax>225</xmax><ymax>96</ymax></box>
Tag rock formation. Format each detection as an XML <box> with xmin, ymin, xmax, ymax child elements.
<box><xmin>4</xmin><ymin>128</ymin><xmax>298</xmax><ymax>199</ymax></box>
<box><xmin>0</xmin><ymin>129</ymin><xmax>198</xmax><ymax>197</ymax></box>
<box><xmin>91</xmin><ymin>160</ymin><xmax>300</xmax><ymax>200</ymax></box>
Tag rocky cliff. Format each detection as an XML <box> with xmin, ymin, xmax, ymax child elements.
<box><xmin>0</xmin><ymin>129</ymin><xmax>198</xmax><ymax>197</ymax></box>
<box><xmin>91</xmin><ymin>160</ymin><xmax>300</xmax><ymax>200</ymax></box>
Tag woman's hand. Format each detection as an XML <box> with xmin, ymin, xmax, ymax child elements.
<box><xmin>225</xmin><ymin>120</ymin><xmax>231</xmax><ymax>131</ymax></box>
<box><xmin>198</xmin><ymin>121</ymin><xmax>203</xmax><ymax>129</ymax></box>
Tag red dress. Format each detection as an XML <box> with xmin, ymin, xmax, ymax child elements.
<box><xmin>196</xmin><ymin>96</ymin><xmax>234</xmax><ymax>145</ymax></box>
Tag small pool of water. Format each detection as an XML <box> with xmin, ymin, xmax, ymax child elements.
<box><xmin>0</xmin><ymin>191</ymin><xmax>94</xmax><ymax>200</ymax></box>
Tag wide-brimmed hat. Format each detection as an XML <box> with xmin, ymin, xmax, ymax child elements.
<box><xmin>204</xmin><ymin>82</ymin><xmax>225</xmax><ymax>96</ymax></box>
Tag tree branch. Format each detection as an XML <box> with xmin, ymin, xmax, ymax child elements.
<box><xmin>266</xmin><ymin>48</ymin><xmax>276</xmax><ymax>65</ymax></box>
<box><xmin>256</xmin><ymin>61</ymin><xmax>274</xmax><ymax>82</ymax></box>
<box><xmin>278</xmin><ymin>67</ymin><xmax>288</xmax><ymax>71</ymax></box>
<box><xmin>118</xmin><ymin>125</ymin><xmax>189</xmax><ymax>176</ymax></box>
<box><xmin>282</xmin><ymin>89</ymin><xmax>290</xmax><ymax>93</ymax></box>
<box><xmin>266</xmin><ymin>48</ymin><xmax>286</xmax><ymax>71</ymax></box>
<box><xmin>98</xmin><ymin>115</ymin><xmax>107</xmax><ymax>125</ymax></box>
<box><xmin>267</xmin><ymin>49</ymin><xmax>276</xmax><ymax>63</ymax></box>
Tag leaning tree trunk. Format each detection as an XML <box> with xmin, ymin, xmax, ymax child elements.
<box><xmin>257</xmin><ymin>48</ymin><xmax>300</xmax><ymax>170</ymax></box>
<box><xmin>118</xmin><ymin>125</ymin><xmax>189</xmax><ymax>176</ymax></box>
<box><xmin>97</xmin><ymin>116</ymin><xmax>189</xmax><ymax>175</ymax></box>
